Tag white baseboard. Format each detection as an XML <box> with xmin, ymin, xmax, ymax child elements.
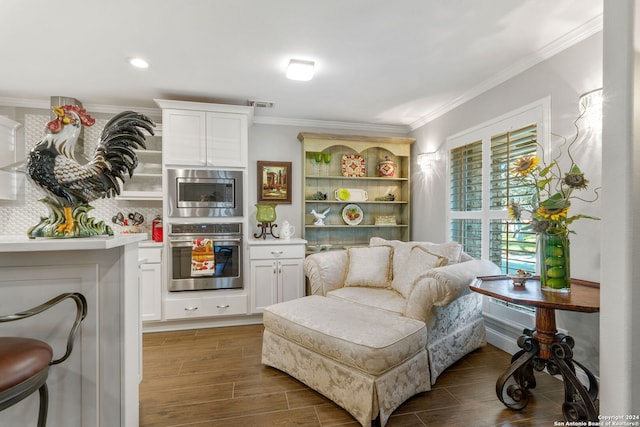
<box><xmin>142</xmin><ymin>313</ymin><xmax>264</xmax><ymax>333</ymax></box>
<box><xmin>486</xmin><ymin>326</ymin><xmax>522</xmax><ymax>355</ymax></box>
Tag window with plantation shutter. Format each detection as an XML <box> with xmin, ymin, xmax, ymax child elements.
<box><xmin>446</xmin><ymin>100</ymin><xmax>548</xmax><ymax>275</ymax></box>
<box><xmin>490</xmin><ymin>124</ymin><xmax>538</xmax><ymax>211</ymax></box>
<box><xmin>488</xmin><ymin>124</ymin><xmax>538</xmax><ymax>273</ymax></box>
<box><xmin>450</xmin><ymin>141</ymin><xmax>482</xmax><ymax>212</ymax></box>
<box><xmin>450</xmin><ymin>219</ymin><xmax>481</xmax><ymax>259</ymax></box>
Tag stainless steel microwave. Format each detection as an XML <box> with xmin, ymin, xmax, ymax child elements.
<box><xmin>167</xmin><ymin>168</ymin><xmax>243</xmax><ymax>218</ymax></box>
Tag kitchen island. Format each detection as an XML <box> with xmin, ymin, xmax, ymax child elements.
<box><xmin>0</xmin><ymin>234</ymin><xmax>146</xmax><ymax>427</ymax></box>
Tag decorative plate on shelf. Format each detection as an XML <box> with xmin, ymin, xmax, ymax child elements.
<box><xmin>342</xmin><ymin>204</ymin><xmax>363</xmax><ymax>225</ymax></box>
<box><xmin>341</xmin><ymin>154</ymin><xmax>366</xmax><ymax>177</ymax></box>
<box><xmin>335</xmin><ymin>188</ymin><xmax>368</xmax><ymax>201</ymax></box>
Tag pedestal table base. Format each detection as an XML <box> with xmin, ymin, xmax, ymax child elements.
<box><xmin>497</xmin><ymin>327</ymin><xmax>599</xmax><ymax>421</ymax></box>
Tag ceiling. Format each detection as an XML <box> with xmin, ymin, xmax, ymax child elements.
<box><xmin>0</xmin><ymin>0</ymin><xmax>602</xmax><ymax>129</ymax></box>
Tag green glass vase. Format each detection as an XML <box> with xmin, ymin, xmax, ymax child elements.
<box><xmin>255</xmin><ymin>203</ymin><xmax>277</xmax><ymax>223</ymax></box>
<box><xmin>538</xmin><ymin>228</ymin><xmax>571</xmax><ymax>293</ymax></box>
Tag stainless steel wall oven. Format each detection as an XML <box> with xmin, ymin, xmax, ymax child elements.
<box><xmin>167</xmin><ymin>168</ymin><xmax>243</xmax><ymax>218</ymax></box>
<box><xmin>168</xmin><ymin>223</ymin><xmax>243</xmax><ymax>292</ymax></box>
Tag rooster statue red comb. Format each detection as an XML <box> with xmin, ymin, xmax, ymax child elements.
<box><xmin>26</xmin><ymin>105</ymin><xmax>155</xmax><ymax>238</ymax></box>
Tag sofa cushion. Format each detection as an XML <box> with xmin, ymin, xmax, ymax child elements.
<box><xmin>344</xmin><ymin>246</ymin><xmax>393</xmax><ymax>288</ymax></box>
<box><xmin>370</xmin><ymin>237</ymin><xmax>463</xmax><ymax>265</ymax></box>
<box><xmin>328</xmin><ymin>287</ymin><xmax>406</xmax><ymax>315</ymax></box>
<box><xmin>369</xmin><ymin>238</ymin><xmax>462</xmax><ymax>288</ymax></box>
<box><xmin>418</xmin><ymin>241</ymin><xmax>463</xmax><ymax>265</ymax></box>
<box><xmin>392</xmin><ymin>246</ymin><xmax>448</xmax><ymax>298</ymax></box>
<box><xmin>263</xmin><ymin>295</ymin><xmax>427</xmax><ymax>376</ymax></box>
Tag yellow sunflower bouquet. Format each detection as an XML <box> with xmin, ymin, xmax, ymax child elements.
<box><xmin>507</xmin><ymin>116</ymin><xmax>599</xmax><ymax>292</ymax></box>
<box><xmin>507</xmin><ymin>143</ymin><xmax>599</xmax><ymax>233</ymax></box>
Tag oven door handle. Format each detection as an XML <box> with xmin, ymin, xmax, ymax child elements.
<box><xmin>169</xmin><ymin>238</ymin><xmax>242</xmax><ymax>246</ymax></box>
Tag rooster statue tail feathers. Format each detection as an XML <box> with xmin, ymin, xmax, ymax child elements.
<box><xmin>88</xmin><ymin>110</ymin><xmax>156</xmax><ymax>199</ymax></box>
<box><xmin>26</xmin><ymin>105</ymin><xmax>155</xmax><ymax>237</ymax></box>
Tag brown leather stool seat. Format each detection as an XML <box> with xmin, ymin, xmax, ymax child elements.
<box><xmin>0</xmin><ymin>337</ymin><xmax>53</xmax><ymax>394</ymax></box>
<box><xmin>0</xmin><ymin>293</ymin><xmax>87</xmax><ymax>427</ymax></box>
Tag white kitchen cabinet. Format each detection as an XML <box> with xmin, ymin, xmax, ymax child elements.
<box><xmin>249</xmin><ymin>239</ymin><xmax>306</xmax><ymax>313</ymax></box>
<box><xmin>205</xmin><ymin>112</ymin><xmax>248</xmax><ymax>167</ymax></box>
<box><xmin>0</xmin><ymin>234</ymin><xmax>145</xmax><ymax>427</ymax></box>
<box><xmin>139</xmin><ymin>244</ymin><xmax>162</xmax><ymax>321</ymax></box>
<box><xmin>164</xmin><ymin>292</ymin><xmax>248</xmax><ymax>320</ymax></box>
<box><xmin>156</xmin><ymin>99</ymin><xmax>252</xmax><ymax>168</ymax></box>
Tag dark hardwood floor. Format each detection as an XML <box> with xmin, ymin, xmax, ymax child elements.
<box><xmin>140</xmin><ymin>325</ymin><xmax>566</xmax><ymax>427</ymax></box>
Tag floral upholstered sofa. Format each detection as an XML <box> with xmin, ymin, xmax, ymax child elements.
<box><xmin>261</xmin><ymin>238</ymin><xmax>500</xmax><ymax>426</ymax></box>
<box><xmin>305</xmin><ymin>237</ymin><xmax>501</xmax><ymax>382</ymax></box>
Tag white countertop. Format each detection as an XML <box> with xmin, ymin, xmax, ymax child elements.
<box><xmin>0</xmin><ymin>233</ymin><xmax>148</xmax><ymax>252</ymax></box>
<box><xmin>138</xmin><ymin>239</ymin><xmax>163</xmax><ymax>248</ymax></box>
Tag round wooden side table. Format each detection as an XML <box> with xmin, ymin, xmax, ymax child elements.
<box><xmin>470</xmin><ymin>275</ymin><xmax>599</xmax><ymax>422</ymax></box>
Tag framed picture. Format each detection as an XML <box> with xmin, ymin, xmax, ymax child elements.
<box><xmin>257</xmin><ymin>161</ymin><xmax>292</xmax><ymax>204</ymax></box>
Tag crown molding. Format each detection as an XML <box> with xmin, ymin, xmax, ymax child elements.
<box><xmin>253</xmin><ymin>115</ymin><xmax>410</xmax><ymax>134</ymax></box>
<box><xmin>409</xmin><ymin>14</ymin><xmax>604</xmax><ymax>131</ymax></box>
<box><xmin>0</xmin><ymin>97</ymin><xmax>162</xmax><ymax>120</ymax></box>
<box><xmin>0</xmin><ymin>96</ymin><xmax>408</xmax><ymax>133</ymax></box>
<box><xmin>0</xmin><ymin>97</ymin><xmax>49</xmax><ymax>109</ymax></box>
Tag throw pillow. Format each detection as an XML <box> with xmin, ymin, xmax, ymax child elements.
<box><xmin>392</xmin><ymin>246</ymin><xmax>448</xmax><ymax>298</ymax></box>
<box><xmin>369</xmin><ymin>237</ymin><xmax>463</xmax><ymax>281</ymax></box>
<box><xmin>344</xmin><ymin>246</ymin><xmax>393</xmax><ymax>288</ymax></box>
<box><xmin>416</xmin><ymin>241</ymin><xmax>463</xmax><ymax>265</ymax></box>
<box><xmin>369</xmin><ymin>237</ymin><xmax>414</xmax><ymax>282</ymax></box>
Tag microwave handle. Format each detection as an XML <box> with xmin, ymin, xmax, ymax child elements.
<box><xmin>169</xmin><ymin>238</ymin><xmax>241</xmax><ymax>246</ymax></box>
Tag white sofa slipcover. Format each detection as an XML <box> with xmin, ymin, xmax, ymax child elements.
<box><xmin>262</xmin><ymin>295</ymin><xmax>430</xmax><ymax>427</ymax></box>
<box><xmin>261</xmin><ymin>238</ymin><xmax>501</xmax><ymax>426</ymax></box>
<box><xmin>304</xmin><ymin>239</ymin><xmax>501</xmax><ymax>381</ymax></box>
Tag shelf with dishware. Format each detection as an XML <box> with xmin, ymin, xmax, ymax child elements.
<box><xmin>117</xmin><ymin>125</ymin><xmax>163</xmax><ymax>201</ymax></box>
<box><xmin>298</xmin><ymin>132</ymin><xmax>415</xmax><ymax>249</ymax></box>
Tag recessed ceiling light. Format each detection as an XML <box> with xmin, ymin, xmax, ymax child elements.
<box><xmin>128</xmin><ymin>57</ymin><xmax>149</xmax><ymax>69</ymax></box>
<box><xmin>286</xmin><ymin>59</ymin><xmax>315</xmax><ymax>81</ymax></box>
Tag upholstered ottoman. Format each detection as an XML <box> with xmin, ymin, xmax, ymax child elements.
<box><xmin>261</xmin><ymin>295</ymin><xmax>430</xmax><ymax>427</ymax></box>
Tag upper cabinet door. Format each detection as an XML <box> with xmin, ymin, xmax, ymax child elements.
<box><xmin>206</xmin><ymin>112</ymin><xmax>248</xmax><ymax>167</ymax></box>
<box><xmin>162</xmin><ymin>109</ymin><xmax>206</xmax><ymax>166</ymax></box>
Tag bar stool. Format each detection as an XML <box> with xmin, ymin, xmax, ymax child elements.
<box><xmin>0</xmin><ymin>293</ymin><xmax>87</xmax><ymax>427</ymax></box>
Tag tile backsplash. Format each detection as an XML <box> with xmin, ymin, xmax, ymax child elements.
<box><xmin>0</xmin><ymin>112</ymin><xmax>161</xmax><ymax>236</ymax></box>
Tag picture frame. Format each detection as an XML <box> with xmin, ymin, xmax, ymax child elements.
<box><xmin>257</xmin><ymin>161</ymin><xmax>292</xmax><ymax>204</ymax></box>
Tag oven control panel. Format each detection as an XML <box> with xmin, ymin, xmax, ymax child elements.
<box><xmin>169</xmin><ymin>223</ymin><xmax>242</xmax><ymax>236</ymax></box>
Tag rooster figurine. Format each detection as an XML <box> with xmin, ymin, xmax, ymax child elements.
<box><xmin>26</xmin><ymin>105</ymin><xmax>155</xmax><ymax>238</ymax></box>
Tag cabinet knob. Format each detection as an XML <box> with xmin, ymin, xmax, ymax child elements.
<box><xmin>184</xmin><ymin>306</ymin><xmax>198</xmax><ymax>311</ymax></box>
<box><xmin>216</xmin><ymin>304</ymin><xmax>230</xmax><ymax>309</ymax></box>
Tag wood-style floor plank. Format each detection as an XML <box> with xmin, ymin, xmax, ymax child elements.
<box><xmin>140</xmin><ymin>324</ymin><xmax>567</xmax><ymax>426</ymax></box>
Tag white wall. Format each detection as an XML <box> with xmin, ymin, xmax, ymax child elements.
<box><xmin>409</xmin><ymin>33</ymin><xmax>603</xmax><ymax>377</ymax></box>
<box><xmin>599</xmin><ymin>0</ymin><xmax>640</xmax><ymax>415</ymax></box>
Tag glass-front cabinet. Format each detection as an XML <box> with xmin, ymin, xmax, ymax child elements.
<box><xmin>298</xmin><ymin>132</ymin><xmax>415</xmax><ymax>252</ymax></box>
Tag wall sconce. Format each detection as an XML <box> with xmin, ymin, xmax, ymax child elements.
<box><xmin>286</xmin><ymin>59</ymin><xmax>315</xmax><ymax>81</ymax></box>
<box><xmin>578</xmin><ymin>88</ymin><xmax>603</xmax><ymax>131</ymax></box>
<box><xmin>417</xmin><ymin>152</ymin><xmax>436</xmax><ymax>172</ymax></box>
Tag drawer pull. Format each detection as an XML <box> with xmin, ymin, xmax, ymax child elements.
<box><xmin>217</xmin><ymin>304</ymin><xmax>230</xmax><ymax>309</ymax></box>
<box><xmin>184</xmin><ymin>306</ymin><xmax>198</xmax><ymax>311</ymax></box>
<box><xmin>271</xmin><ymin>250</ymin><xmax>284</xmax><ymax>255</ymax></box>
